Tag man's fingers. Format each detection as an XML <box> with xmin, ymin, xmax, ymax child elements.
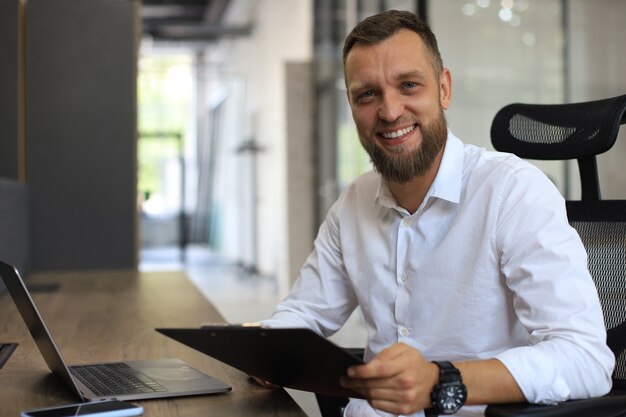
<box><xmin>341</xmin><ymin>343</ymin><xmax>435</xmax><ymax>415</ymax></box>
<box><xmin>341</xmin><ymin>372</ymin><xmax>414</xmax><ymax>391</ymax></box>
<box><xmin>346</xmin><ymin>344</ymin><xmax>414</xmax><ymax>379</ymax></box>
<box><xmin>368</xmin><ymin>398</ymin><xmax>419</xmax><ymax>416</ymax></box>
<box><xmin>347</xmin><ymin>360</ymin><xmax>397</xmax><ymax>380</ymax></box>
<box><xmin>249</xmin><ymin>375</ymin><xmax>276</xmax><ymax>388</ymax></box>
<box><xmin>376</xmin><ymin>342</ymin><xmax>412</xmax><ymax>360</ymax></box>
<box><xmin>341</xmin><ymin>381</ymin><xmax>419</xmax><ymax>405</ymax></box>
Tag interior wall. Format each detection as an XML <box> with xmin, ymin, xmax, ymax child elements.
<box><xmin>0</xmin><ymin>0</ymin><xmax>20</xmax><ymax>180</ymax></box>
<box><xmin>568</xmin><ymin>0</ymin><xmax>626</xmax><ymax>199</ymax></box>
<box><xmin>221</xmin><ymin>0</ymin><xmax>313</xmax><ymax>291</ymax></box>
<box><xmin>286</xmin><ymin>62</ymin><xmax>315</xmax><ymax>287</ymax></box>
<box><xmin>26</xmin><ymin>0</ymin><xmax>138</xmax><ymax>270</ymax></box>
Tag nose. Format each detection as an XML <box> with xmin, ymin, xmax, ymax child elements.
<box><xmin>378</xmin><ymin>91</ymin><xmax>403</xmax><ymax>122</ymax></box>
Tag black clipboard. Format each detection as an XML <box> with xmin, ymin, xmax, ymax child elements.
<box><xmin>156</xmin><ymin>326</ymin><xmax>365</xmax><ymax>398</ymax></box>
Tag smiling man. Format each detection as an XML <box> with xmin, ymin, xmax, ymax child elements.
<box><xmin>346</xmin><ymin>27</ymin><xmax>450</xmax><ymax>213</ymax></box>
<box><xmin>261</xmin><ymin>10</ymin><xmax>613</xmax><ymax>417</ymax></box>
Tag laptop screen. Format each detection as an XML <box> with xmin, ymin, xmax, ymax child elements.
<box><xmin>0</xmin><ymin>261</ymin><xmax>85</xmax><ymax>400</ymax></box>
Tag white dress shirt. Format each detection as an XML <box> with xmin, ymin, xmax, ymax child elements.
<box><xmin>263</xmin><ymin>132</ymin><xmax>614</xmax><ymax>416</ymax></box>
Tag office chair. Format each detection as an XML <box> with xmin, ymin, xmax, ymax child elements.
<box><xmin>485</xmin><ymin>93</ymin><xmax>626</xmax><ymax>417</ymax></box>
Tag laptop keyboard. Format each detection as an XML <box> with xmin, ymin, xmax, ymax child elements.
<box><xmin>70</xmin><ymin>362</ymin><xmax>168</xmax><ymax>396</ymax></box>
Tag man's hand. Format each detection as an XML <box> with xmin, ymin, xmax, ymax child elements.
<box><xmin>340</xmin><ymin>343</ymin><xmax>526</xmax><ymax>415</ymax></box>
<box><xmin>249</xmin><ymin>375</ymin><xmax>276</xmax><ymax>389</ymax></box>
<box><xmin>340</xmin><ymin>343</ymin><xmax>439</xmax><ymax>415</ymax></box>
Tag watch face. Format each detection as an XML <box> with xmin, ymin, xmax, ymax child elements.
<box><xmin>437</xmin><ymin>383</ymin><xmax>467</xmax><ymax>414</ymax></box>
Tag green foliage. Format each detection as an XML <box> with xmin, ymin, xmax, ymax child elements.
<box><xmin>137</xmin><ymin>54</ymin><xmax>192</xmax><ymax>198</ymax></box>
<box><xmin>337</xmin><ymin>124</ymin><xmax>371</xmax><ymax>189</ymax></box>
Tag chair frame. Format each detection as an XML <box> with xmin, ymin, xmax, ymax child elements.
<box><xmin>486</xmin><ymin>94</ymin><xmax>626</xmax><ymax>417</ymax></box>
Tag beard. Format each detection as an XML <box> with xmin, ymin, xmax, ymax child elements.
<box><xmin>359</xmin><ymin>109</ymin><xmax>448</xmax><ymax>184</ymax></box>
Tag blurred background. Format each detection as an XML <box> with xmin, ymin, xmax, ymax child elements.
<box><xmin>2</xmin><ymin>1</ymin><xmax>625</xmax><ymax>414</ymax></box>
<box><xmin>1</xmin><ymin>0</ymin><xmax>625</xmax><ymax>310</ymax></box>
<box><xmin>135</xmin><ymin>0</ymin><xmax>626</xmax><ymax>292</ymax></box>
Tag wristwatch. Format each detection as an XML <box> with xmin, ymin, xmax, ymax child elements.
<box><xmin>424</xmin><ymin>361</ymin><xmax>467</xmax><ymax>416</ymax></box>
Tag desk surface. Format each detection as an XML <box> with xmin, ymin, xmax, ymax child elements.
<box><xmin>0</xmin><ymin>269</ymin><xmax>307</xmax><ymax>417</ymax></box>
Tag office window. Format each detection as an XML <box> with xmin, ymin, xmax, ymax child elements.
<box><xmin>314</xmin><ymin>0</ymin><xmax>423</xmax><ymax>223</ymax></box>
<box><xmin>317</xmin><ymin>0</ymin><xmax>567</xmax><ymax>216</ymax></box>
<box><xmin>138</xmin><ymin>54</ymin><xmax>193</xmax><ymax>252</ymax></box>
<box><xmin>432</xmin><ymin>0</ymin><xmax>566</xmax><ymax>191</ymax></box>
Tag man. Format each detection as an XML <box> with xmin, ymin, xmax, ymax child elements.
<box><xmin>262</xmin><ymin>10</ymin><xmax>614</xmax><ymax>417</ymax></box>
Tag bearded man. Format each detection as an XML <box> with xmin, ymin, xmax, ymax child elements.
<box><xmin>261</xmin><ymin>10</ymin><xmax>613</xmax><ymax>417</ymax></box>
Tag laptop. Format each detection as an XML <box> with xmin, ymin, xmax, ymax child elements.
<box><xmin>0</xmin><ymin>260</ymin><xmax>231</xmax><ymax>402</ymax></box>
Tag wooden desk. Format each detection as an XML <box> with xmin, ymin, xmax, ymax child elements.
<box><xmin>0</xmin><ymin>269</ymin><xmax>307</xmax><ymax>417</ymax></box>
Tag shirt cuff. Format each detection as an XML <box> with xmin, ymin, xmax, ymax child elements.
<box><xmin>495</xmin><ymin>346</ymin><xmax>570</xmax><ymax>404</ymax></box>
<box><xmin>344</xmin><ymin>399</ymin><xmax>397</xmax><ymax>417</ymax></box>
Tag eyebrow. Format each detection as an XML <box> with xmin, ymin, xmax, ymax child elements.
<box><xmin>347</xmin><ymin>81</ymin><xmax>369</xmax><ymax>97</ymax></box>
<box><xmin>395</xmin><ymin>70</ymin><xmax>429</xmax><ymax>82</ymax></box>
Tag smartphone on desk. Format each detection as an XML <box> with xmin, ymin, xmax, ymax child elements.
<box><xmin>21</xmin><ymin>400</ymin><xmax>143</xmax><ymax>417</ymax></box>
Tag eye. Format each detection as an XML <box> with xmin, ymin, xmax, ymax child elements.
<box><xmin>401</xmin><ymin>81</ymin><xmax>418</xmax><ymax>91</ymax></box>
<box><xmin>355</xmin><ymin>90</ymin><xmax>375</xmax><ymax>102</ymax></box>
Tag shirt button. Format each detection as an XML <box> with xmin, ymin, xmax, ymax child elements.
<box><xmin>402</xmin><ymin>218</ymin><xmax>412</xmax><ymax>227</ymax></box>
<box><xmin>400</xmin><ymin>273</ymin><xmax>408</xmax><ymax>282</ymax></box>
<box><xmin>400</xmin><ymin>328</ymin><xmax>410</xmax><ymax>337</ymax></box>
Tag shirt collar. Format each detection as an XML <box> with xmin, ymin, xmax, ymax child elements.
<box><xmin>374</xmin><ymin>130</ymin><xmax>464</xmax><ymax>209</ymax></box>
<box><xmin>429</xmin><ymin>130</ymin><xmax>463</xmax><ymax>204</ymax></box>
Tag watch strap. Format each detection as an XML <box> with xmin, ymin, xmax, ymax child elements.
<box><xmin>424</xmin><ymin>406</ymin><xmax>439</xmax><ymax>417</ymax></box>
<box><xmin>427</xmin><ymin>360</ymin><xmax>466</xmax><ymax>416</ymax></box>
<box><xmin>433</xmin><ymin>361</ymin><xmax>462</xmax><ymax>383</ymax></box>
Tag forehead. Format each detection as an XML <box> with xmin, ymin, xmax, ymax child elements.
<box><xmin>344</xmin><ymin>29</ymin><xmax>435</xmax><ymax>86</ymax></box>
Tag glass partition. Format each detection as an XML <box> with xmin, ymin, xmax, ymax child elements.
<box><xmin>432</xmin><ymin>0</ymin><xmax>566</xmax><ymax>191</ymax></box>
<box><xmin>316</xmin><ymin>0</ymin><xmax>568</xmax><ymax>224</ymax></box>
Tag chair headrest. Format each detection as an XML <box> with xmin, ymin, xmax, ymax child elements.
<box><xmin>491</xmin><ymin>94</ymin><xmax>626</xmax><ymax>160</ymax></box>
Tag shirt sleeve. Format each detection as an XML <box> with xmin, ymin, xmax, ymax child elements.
<box><xmin>261</xmin><ymin>199</ymin><xmax>359</xmax><ymax>336</ymax></box>
<box><xmin>492</xmin><ymin>163</ymin><xmax>614</xmax><ymax>404</ymax></box>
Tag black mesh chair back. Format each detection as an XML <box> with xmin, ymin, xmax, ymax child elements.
<box><xmin>486</xmin><ymin>94</ymin><xmax>626</xmax><ymax>417</ymax></box>
<box><xmin>490</xmin><ymin>94</ymin><xmax>626</xmax><ymax>200</ymax></box>
<box><xmin>567</xmin><ymin>202</ymin><xmax>626</xmax><ymax>390</ymax></box>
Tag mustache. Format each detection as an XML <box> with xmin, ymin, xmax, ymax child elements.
<box><xmin>359</xmin><ymin>109</ymin><xmax>448</xmax><ymax>183</ymax></box>
<box><xmin>373</xmin><ymin>118</ymin><xmax>421</xmax><ymax>132</ymax></box>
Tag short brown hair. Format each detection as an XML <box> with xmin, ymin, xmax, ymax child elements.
<box><xmin>343</xmin><ymin>10</ymin><xmax>443</xmax><ymax>76</ymax></box>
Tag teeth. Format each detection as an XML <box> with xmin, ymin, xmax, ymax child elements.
<box><xmin>382</xmin><ymin>124</ymin><xmax>415</xmax><ymax>139</ymax></box>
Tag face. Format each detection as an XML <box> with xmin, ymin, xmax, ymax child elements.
<box><xmin>345</xmin><ymin>29</ymin><xmax>452</xmax><ymax>183</ymax></box>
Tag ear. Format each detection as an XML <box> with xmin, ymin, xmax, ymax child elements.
<box><xmin>439</xmin><ymin>68</ymin><xmax>452</xmax><ymax>110</ymax></box>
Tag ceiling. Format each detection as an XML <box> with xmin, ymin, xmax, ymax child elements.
<box><xmin>141</xmin><ymin>0</ymin><xmax>252</xmax><ymax>42</ymax></box>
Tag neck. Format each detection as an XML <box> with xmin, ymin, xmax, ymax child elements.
<box><xmin>387</xmin><ymin>147</ymin><xmax>445</xmax><ymax>214</ymax></box>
